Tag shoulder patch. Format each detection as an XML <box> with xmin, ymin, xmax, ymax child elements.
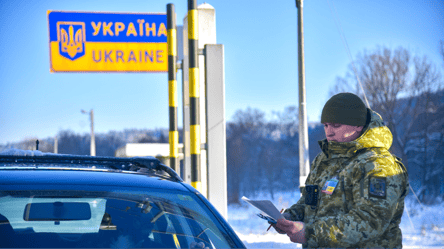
<box><xmin>369</xmin><ymin>176</ymin><xmax>386</xmax><ymax>199</ymax></box>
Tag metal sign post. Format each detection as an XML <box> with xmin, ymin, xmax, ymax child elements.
<box><xmin>167</xmin><ymin>4</ymin><xmax>179</xmax><ymax>173</ymax></box>
<box><xmin>187</xmin><ymin>0</ymin><xmax>202</xmax><ymax>192</ymax></box>
<box><xmin>296</xmin><ymin>0</ymin><xmax>310</xmax><ymax>193</ymax></box>
<box><xmin>182</xmin><ymin>3</ymin><xmax>227</xmax><ymax>219</ymax></box>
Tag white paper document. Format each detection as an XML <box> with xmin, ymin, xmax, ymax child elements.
<box><xmin>241</xmin><ymin>196</ymin><xmax>284</xmax><ymax>223</ymax></box>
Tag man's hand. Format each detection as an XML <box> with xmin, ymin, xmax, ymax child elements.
<box><xmin>270</xmin><ymin>212</ymin><xmax>291</xmax><ymax>234</ymax></box>
<box><xmin>275</xmin><ymin>218</ymin><xmax>306</xmax><ymax>244</ymax></box>
<box><xmin>271</xmin><ymin>223</ymin><xmax>286</xmax><ymax>234</ymax></box>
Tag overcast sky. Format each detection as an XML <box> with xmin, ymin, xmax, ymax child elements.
<box><xmin>0</xmin><ymin>0</ymin><xmax>443</xmax><ymax>144</ymax></box>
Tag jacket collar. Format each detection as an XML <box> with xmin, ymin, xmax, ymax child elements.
<box><xmin>318</xmin><ymin>139</ymin><xmax>362</xmax><ymax>158</ymax></box>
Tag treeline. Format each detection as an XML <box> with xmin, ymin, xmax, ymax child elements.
<box><xmin>0</xmin><ymin>128</ymin><xmax>172</xmax><ymax>157</ymax></box>
<box><xmin>226</xmin><ymin>106</ymin><xmax>325</xmax><ymax>203</ymax></box>
<box><xmin>1</xmin><ymin>91</ymin><xmax>443</xmax><ymax>204</ymax></box>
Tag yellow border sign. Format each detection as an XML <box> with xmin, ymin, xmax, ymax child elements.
<box><xmin>48</xmin><ymin>10</ymin><xmax>167</xmax><ymax>72</ymax></box>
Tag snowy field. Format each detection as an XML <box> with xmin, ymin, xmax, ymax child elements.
<box><xmin>227</xmin><ymin>191</ymin><xmax>444</xmax><ymax>248</ymax></box>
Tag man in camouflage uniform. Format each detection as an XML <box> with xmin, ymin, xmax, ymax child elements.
<box><xmin>273</xmin><ymin>92</ymin><xmax>409</xmax><ymax>248</ymax></box>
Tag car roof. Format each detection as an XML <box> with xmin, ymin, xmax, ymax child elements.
<box><xmin>0</xmin><ymin>149</ymin><xmax>188</xmax><ymax>192</ymax></box>
<box><xmin>0</xmin><ymin>170</ymin><xmax>189</xmax><ymax>192</ymax></box>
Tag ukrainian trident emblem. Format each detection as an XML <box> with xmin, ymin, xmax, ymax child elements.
<box><xmin>57</xmin><ymin>22</ymin><xmax>85</xmax><ymax>60</ymax></box>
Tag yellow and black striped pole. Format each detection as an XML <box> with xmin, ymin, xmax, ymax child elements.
<box><xmin>167</xmin><ymin>4</ymin><xmax>179</xmax><ymax>173</ymax></box>
<box><xmin>188</xmin><ymin>0</ymin><xmax>201</xmax><ymax>191</ymax></box>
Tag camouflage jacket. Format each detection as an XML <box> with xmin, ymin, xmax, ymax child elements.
<box><xmin>285</xmin><ymin>109</ymin><xmax>409</xmax><ymax>248</ymax></box>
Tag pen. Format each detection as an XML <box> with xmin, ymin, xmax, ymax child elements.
<box><xmin>267</xmin><ymin>208</ymin><xmax>285</xmax><ymax>232</ymax></box>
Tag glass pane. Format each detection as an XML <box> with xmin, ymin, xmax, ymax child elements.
<box><xmin>0</xmin><ymin>189</ymin><xmax>237</xmax><ymax>248</ymax></box>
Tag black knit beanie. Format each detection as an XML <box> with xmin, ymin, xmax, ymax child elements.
<box><xmin>321</xmin><ymin>92</ymin><xmax>367</xmax><ymax>126</ymax></box>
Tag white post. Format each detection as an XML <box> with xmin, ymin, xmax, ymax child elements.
<box><xmin>205</xmin><ymin>44</ymin><xmax>227</xmax><ymax>219</ymax></box>
<box><xmin>197</xmin><ymin>3</ymin><xmax>216</xmax><ymax>198</ymax></box>
<box><xmin>90</xmin><ymin>109</ymin><xmax>96</xmax><ymax>156</ymax></box>
<box><xmin>82</xmin><ymin>109</ymin><xmax>96</xmax><ymax>156</ymax></box>
<box><xmin>296</xmin><ymin>0</ymin><xmax>310</xmax><ymax>193</ymax></box>
<box><xmin>182</xmin><ymin>18</ymin><xmax>191</xmax><ymax>184</ymax></box>
<box><xmin>54</xmin><ymin>136</ymin><xmax>58</xmax><ymax>154</ymax></box>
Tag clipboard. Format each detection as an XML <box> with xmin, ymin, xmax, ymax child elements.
<box><xmin>241</xmin><ymin>196</ymin><xmax>284</xmax><ymax>224</ymax></box>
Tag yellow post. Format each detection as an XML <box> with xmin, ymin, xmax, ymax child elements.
<box><xmin>188</xmin><ymin>0</ymin><xmax>201</xmax><ymax>191</ymax></box>
<box><xmin>167</xmin><ymin>4</ymin><xmax>179</xmax><ymax>172</ymax></box>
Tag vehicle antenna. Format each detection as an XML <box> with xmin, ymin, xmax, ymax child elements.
<box><xmin>326</xmin><ymin>0</ymin><xmax>370</xmax><ymax>108</ymax></box>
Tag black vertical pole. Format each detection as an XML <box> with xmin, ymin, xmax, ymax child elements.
<box><xmin>167</xmin><ymin>3</ymin><xmax>179</xmax><ymax>173</ymax></box>
<box><xmin>188</xmin><ymin>0</ymin><xmax>201</xmax><ymax>191</ymax></box>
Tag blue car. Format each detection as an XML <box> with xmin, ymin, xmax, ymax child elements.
<box><xmin>0</xmin><ymin>149</ymin><xmax>245</xmax><ymax>248</ymax></box>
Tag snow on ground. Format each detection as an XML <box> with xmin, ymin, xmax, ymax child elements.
<box><xmin>227</xmin><ymin>191</ymin><xmax>444</xmax><ymax>248</ymax></box>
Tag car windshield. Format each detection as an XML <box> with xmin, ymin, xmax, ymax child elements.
<box><xmin>0</xmin><ymin>189</ymin><xmax>236</xmax><ymax>248</ymax></box>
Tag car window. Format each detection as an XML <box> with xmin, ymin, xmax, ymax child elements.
<box><xmin>0</xmin><ymin>189</ymin><xmax>237</xmax><ymax>248</ymax></box>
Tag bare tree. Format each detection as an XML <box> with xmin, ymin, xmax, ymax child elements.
<box><xmin>226</xmin><ymin>107</ymin><xmax>301</xmax><ymax>202</ymax></box>
<box><xmin>329</xmin><ymin>46</ymin><xmax>443</xmax><ymax>175</ymax></box>
<box><xmin>226</xmin><ymin>108</ymin><xmax>266</xmax><ymax>203</ymax></box>
<box><xmin>329</xmin><ymin>75</ymin><xmax>355</xmax><ymax>97</ymax></box>
<box><xmin>257</xmin><ymin>139</ymin><xmax>280</xmax><ymax>200</ymax></box>
<box><xmin>410</xmin><ymin>46</ymin><xmax>444</xmax><ymax>203</ymax></box>
<box><xmin>270</xmin><ymin>106</ymin><xmax>302</xmax><ymax>191</ymax></box>
<box><xmin>57</xmin><ymin>130</ymin><xmax>90</xmax><ymax>155</ymax></box>
<box><xmin>272</xmin><ymin>106</ymin><xmax>299</xmax><ymax>138</ymax></box>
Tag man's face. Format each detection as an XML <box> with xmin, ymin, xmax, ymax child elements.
<box><xmin>323</xmin><ymin>123</ymin><xmax>364</xmax><ymax>142</ymax></box>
